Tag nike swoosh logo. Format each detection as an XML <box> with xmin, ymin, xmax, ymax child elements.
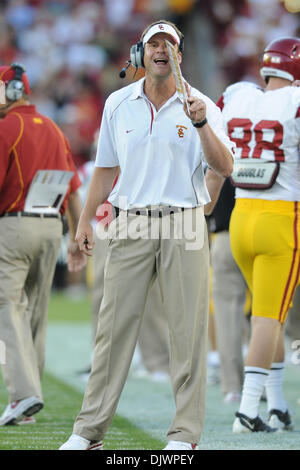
<box><xmin>126</xmin><ymin>129</ymin><xmax>134</xmax><ymax>133</ymax></box>
<box><xmin>241</xmin><ymin>418</ymin><xmax>255</xmax><ymax>430</ymax></box>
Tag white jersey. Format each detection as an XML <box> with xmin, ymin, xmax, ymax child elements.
<box><xmin>95</xmin><ymin>78</ymin><xmax>234</xmax><ymax>209</ymax></box>
<box><xmin>220</xmin><ymin>82</ymin><xmax>300</xmax><ymax>201</ymax></box>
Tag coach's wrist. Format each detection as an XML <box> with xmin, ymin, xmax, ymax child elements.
<box><xmin>192</xmin><ymin>117</ymin><xmax>207</xmax><ymax>128</ymax></box>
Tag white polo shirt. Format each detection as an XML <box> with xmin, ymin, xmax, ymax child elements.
<box><xmin>95</xmin><ymin>78</ymin><xmax>234</xmax><ymax>209</ymax></box>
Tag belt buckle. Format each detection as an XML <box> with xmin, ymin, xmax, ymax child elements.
<box><xmin>148</xmin><ymin>209</ymin><xmax>162</xmax><ymax>218</ymax></box>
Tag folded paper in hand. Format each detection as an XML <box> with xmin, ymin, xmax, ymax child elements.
<box><xmin>165</xmin><ymin>39</ymin><xmax>189</xmax><ymax>113</ymax></box>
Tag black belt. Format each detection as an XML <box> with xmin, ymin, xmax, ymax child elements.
<box><xmin>113</xmin><ymin>206</ymin><xmax>186</xmax><ymax>218</ymax></box>
<box><xmin>0</xmin><ymin>211</ymin><xmax>61</xmax><ymax>219</ymax></box>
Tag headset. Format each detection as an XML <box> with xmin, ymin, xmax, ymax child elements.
<box><xmin>119</xmin><ymin>24</ymin><xmax>184</xmax><ymax>78</ymax></box>
<box><xmin>5</xmin><ymin>63</ymin><xmax>25</xmax><ymax>101</ymax></box>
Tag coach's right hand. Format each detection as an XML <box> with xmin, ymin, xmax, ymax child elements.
<box><xmin>75</xmin><ymin>219</ymin><xmax>94</xmax><ymax>256</ymax></box>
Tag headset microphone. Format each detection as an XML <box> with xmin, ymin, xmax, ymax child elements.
<box><xmin>119</xmin><ymin>60</ymin><xmax>131</xmax><ymax>78</ymax></box>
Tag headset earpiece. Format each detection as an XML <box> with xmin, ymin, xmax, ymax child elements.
<box><xmin>179</xmin><ymin>34</ymin><xmax>184</xmax><ymax>53</ymax></box>
<box><xmin>5</xmin><ymin>63</ymin><xmax>25</xmax><ymax>102</ymax></box>
<box><xmin>130</xmin><ymin>41</ymin><xmax>144</xmax><ymax>69</ymax></box>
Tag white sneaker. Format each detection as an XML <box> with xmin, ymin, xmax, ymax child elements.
<box><xmin>18</xmin><ymin>416</ymin><xmax>36</xmax><ymax>425</ymax></box>
<box><xmin>0</xmin><ymin>396</ymin><xmax>43</xmax><ymax>425</ymax></box>
<box><xmin>224</xmin><ymin>392</ymin><xmax>241</xmax><ymax>404</ymax></box>
<box><xmin>163</xmin><ymin>440</ymin><xmax>199</xmax><ymax>450</ymax></box>
<box><xmin>59</xmin><ymin>434</ymin><xmax>103</xmax><ymax>450</ymax></box>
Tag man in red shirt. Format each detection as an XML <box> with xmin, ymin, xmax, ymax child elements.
<box><xmin>0</xmin><ymin>63</ymin><xmax>85</xmax><ymax>425</ymax></box>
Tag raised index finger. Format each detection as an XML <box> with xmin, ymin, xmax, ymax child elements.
<box><xmin>184</xmin><ymin>81</ymin><xmax>191</xmax><ymax>98</ymax></box>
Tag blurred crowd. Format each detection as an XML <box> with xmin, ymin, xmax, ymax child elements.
<box><xmin>0</xmin><ymin>0</ymin><xmax>299</xmax><ymax>293</ymax></box>
<box><xmin>0</xmin><ymin>0</ymin><xmax>298</xmax><ymax>167</ymax></box>
<box><xmin>209</xmin><ymin>0</ymin><xmax>300</xmax><ymax>85</ymax></box>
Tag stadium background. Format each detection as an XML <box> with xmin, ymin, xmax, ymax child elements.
<box><xmin>0</xmin><ymin>0</ymin><xmax>300</xmax><ymax>451</ymax></box>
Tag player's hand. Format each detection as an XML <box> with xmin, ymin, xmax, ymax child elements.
<box><xmin>75</xmin><ymin>220</ymin><xmax>94</xmax><ymax>256</ymax></box>
<box><xmin>67</xmin><ymin>240</ymin><xmax>87</xmax><ymax>272</ymax></box>
<box><xmin>183</xmin><ymin>82</ymin><xmax>206</xmax><ymax>124</ymax></box>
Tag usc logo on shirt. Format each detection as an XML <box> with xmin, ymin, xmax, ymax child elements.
<box><xmin>176</xmin><ymin>125</ymin><xmax>187</xmax><ymax>138</ymax></box>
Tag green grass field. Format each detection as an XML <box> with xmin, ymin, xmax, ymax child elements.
<box><xmin>47</xmin><ymin>289</ymin><xmax>92</xmax><ymax>323</ymax></box>
<box><xmin>0</xmin><ymin>372</ymin><xmax>164</xmax><ymax>450</ymax></box>
<box><xmin>0</xmin><ymin>290</ymin><xmax>164</xmax><ymax>450</ymax></box>
<box><xmin>0</xmin><ymin>289</ymin><xmax>300</xmax><ymax>451</ymax></box>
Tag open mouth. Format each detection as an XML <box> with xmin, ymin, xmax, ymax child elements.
<box><xmin>154</xmin><ymin>58</ymin><xmax>168</xmax><ymax>65</ymax></box>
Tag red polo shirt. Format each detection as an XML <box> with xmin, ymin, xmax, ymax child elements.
<box><xmin>0</xmin><ymin>104</ymin><xmax>81</xmax><ymax>215</ymax></box>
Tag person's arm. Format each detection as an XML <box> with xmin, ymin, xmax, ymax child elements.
<box><xmin>184</xmin><ymin>83</ymin><xmax>233</xmax><ymax>178</ymax></box>
<box><xmin>292</xmin><ymin>80</ymin><xmax>300</xmax><ymax>153</ymax></box>
<box><xmin>76</xmin><ymin>166</ymin><xmax>119</xmax><ymax>256</ymax></box>
<box><xmin>66</xmin><ymin>190</ymin><xmax>82</xmax><ymax>241</ymax></box>
<box><xmin>194</xmin><ymin>123</ymin><xmax>233</xmax><ymax>177</ymax></box>
<box><xmin>204</xmin><ymin>168</ymin><xmax>225</xmax><ymax>216</ymax></box>
<box><xmin>66</xmin><ymin>190</ymin><xmax>87</xmax><ymax>272</ymax></box>
<box><xmin>0</xmin><ymin>124</ymin><xmax>13</xmax><ymax>192</ymax></box>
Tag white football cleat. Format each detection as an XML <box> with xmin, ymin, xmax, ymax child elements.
<box><xmin>0</xmin><ymin>396</ymin><xmax>43</xmax><ymax>425</ymax></box>
<box><xmin>233</xmin><ymin>412</ymin><xmax>278</xmax><ymax>433</ymax></box>
<box><xmin>268</xmin><ymin>409</ymin><xmax>294</xmax><ymax>431</ymax></box>
<box><xmin>59</xmin><ymin>434</ymin><xmax>103</xmax><ymax>450</ymax></box>
<box><xmin>163</xmin><ymin>440</ymin><xmax>199</xmax><ymax>450</ymax></box>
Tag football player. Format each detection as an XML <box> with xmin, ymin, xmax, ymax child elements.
<box><xmin>218</xmin><ymin>37</ymin><xmax>300</xmax><ymax>432</ymax></box>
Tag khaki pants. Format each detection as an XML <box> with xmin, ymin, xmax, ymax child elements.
<box><xmin>74</xmin><ymin>207</ymin><xmax>209</xmax><ymax>444</ymax></box>
<box><xmin>211</xmin><ymin>231</ymin><xmax>247</xmax><ymax>394</ymax></box>
<box><xmin>91</xmin><ymin>236</ymin><xmax>169</xmax><ymax>374</ymax></box>
<box><xmin>0</xmin><ymin>216</ymin><xmax>62</xmax><ymax>402</ymax></box>
<box><xmin>90</xmin><ymin>236</ymin><xmax>108</xmax><ymax>342</ymax></box>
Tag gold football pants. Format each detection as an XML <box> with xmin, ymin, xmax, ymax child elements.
<box><xmin>230</xmin><ymin>198</ymin><xmax>300</xmax><ymax>324</ymax></box>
